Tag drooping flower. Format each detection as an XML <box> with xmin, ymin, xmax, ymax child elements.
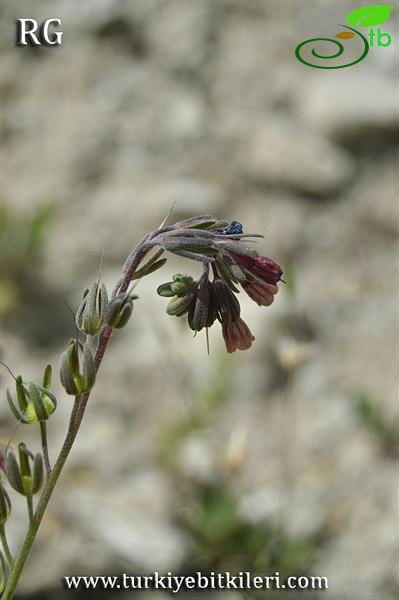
<box><xmin>222</xmin><ymin>318</ymin><xmax>255</xmax><ymax>353</ymax></box>
<box><xmin>225</xmin><ymin>252</ymin><xmax>283</xmax><ymax>286</ymax></box>
<box><xmin>156</xmin><ymin>217</ymin><xmax>283</xmax><ymax>352</ymax></box>
<box><xmin>241</xmin><ymin>281</ymin><xmax>278</xmax><ymax>307</ymax></box>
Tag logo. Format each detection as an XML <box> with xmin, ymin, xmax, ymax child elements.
<box><xmin>15</xmin><ymin>18</ymin><xmax>63</xmax><ymax>46</ymax></box>
<box><xmin>295</xmin><ymin>5</ymin><xmax>392</xmax><ymax>69</ymax></box>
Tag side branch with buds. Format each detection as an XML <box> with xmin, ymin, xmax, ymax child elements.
<box><xmin>0</xmin><ymin>215</ymin><xmax>282</xmax><ymax>598</ymax></box>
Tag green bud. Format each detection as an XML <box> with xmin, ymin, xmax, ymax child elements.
<box><xmin>157</xmin><ymin>283</ymin><xmax>176</xmax><ymax>297</ymax></box>
<box><xmin>172</xmin><ymin>273</ymin><xmax>194</xmax><ymax>284</ymax></box>
<box><xmin>0</xmin><ymin>481</ymin><xmax>11</xmax><ymax>525</ymax></box>
<box><xmin>6</xmin><ymin>450</ymin><xmax>23</xmax><ymax>495</ymax></box>
<box><xmin>26</xmin><ymin>383</ymin><xmax>57</xmax><ymax>422</ymax></box>
<box><xmin>6</xmin><ymin>444</ymin><xmax>44</xmax><ymax>497</ymax></box>
<box><xmin>158</xmin><ymin>275</ymin><xmax>194</xmax><ymax>298</ymax></box>
<box><xmin>104</xmin><ymin>294</ymin><xmax>134</xmax><ymax>329</ymax></box>
<box><xmin>166</xmin><ymin>293</ymin><xmax>195</xmax><ymax>317</ymax></box>
<box><xmin>60</xmin><ymin>340</ymin><xmax>96</xmax><ymax>395</ymax></box>
<box><xmin>76</xmin><ymin>282</ymin><xmax>108</xmax><ymax>335</ymax></box>
<box><xmin>7</xmin><ymin>375</ymin><xmax>57</xmax><ymax>425</ymax></box>
<box><xmin>171</xmin><ymin>281</ymin><xmax>192</xmax><ymax>295</ymax></box>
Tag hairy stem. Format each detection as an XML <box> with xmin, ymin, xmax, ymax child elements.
<box><xmin>1</xmin><ymin>239</ymin><xmax>152</xmax><ymax>600</ymax></box>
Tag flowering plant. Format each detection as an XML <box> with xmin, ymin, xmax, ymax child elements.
<box><xmin>0</xmin><ymin>215</ymin><xmax>282</xmax><ymax>598</ymax></box>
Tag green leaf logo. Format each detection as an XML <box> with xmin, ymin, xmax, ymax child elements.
<box><xmin>347</xmin><ymin>5</ymin><xmax>393</xmax><ymax>28</ymax></box>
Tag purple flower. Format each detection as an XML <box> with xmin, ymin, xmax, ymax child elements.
<box><xmin>228</xmin><ymin>253</ymin><xmax>283</xmax><ymax>285</ymax></box>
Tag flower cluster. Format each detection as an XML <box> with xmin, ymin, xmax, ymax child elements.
<box><xmin>156</xmin><ymin>215</ymin><xmax>282</xmax><ymax>352</ymax></box>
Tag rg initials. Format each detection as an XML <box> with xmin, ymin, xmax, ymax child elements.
<box><xmin>16</xmin><ymin>18</ymin><xmax>63</xmax><ymax>46</ymax></box>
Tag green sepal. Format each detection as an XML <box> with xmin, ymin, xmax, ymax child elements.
<box><xmin>6</xmin><ymin>451</ymin><xmax>24</xmax><ymax>495</ymax></box>
<box><xmin>82</xmin><ymin>345</ymin><xmax>96</xmax><ymax>391</ymax></box>
<box><xmin>16</xmin><ymin>375</ymin><xmax>28</xmax><ymax>412</ymax></box>
<box><xmin>7</xmin><ymin>388</ymin><xmax>29</xmax><ymax>424</ymax></box>
<box><xmin>0</xmin><ymin>482</ymin><xmax>11</xmax><ymax>525</ymax></box>
<box><xmin>131</xmin><ymin>249</ymin><xmax>166</xmax><ymax>280</ymax></box>
<box><xmin>215</xmin><ymin>259</ymin><xmax>240</xmax><ymax>293</ymax></box>
<box><xmin>60</xmin><ymin>345</ymin><xmax>79</xmax><ymax>395</ymax></box>
<box><xmin>18</xmin><ymin>443</ymin><xmax>32</xmax><ymax>480</ymax></box>
<box><xmin>42</xmin><ymin>364</ymin><xmax>52</xmax><ymax>390</ymax></box>
<box><xmin>32</xmin><ymin>453</ymin><xmax>44</xmax><ymax>494</ymax></box>
<box><xmin>61</xmin><ymin>339</ymin><xmax>96</xmax><ymax>395</ymax></box>
<box><xmin>76</xmin><ymin>282</ymin><xmax>108</xmax><ymax>335</ymax></box>
<box><xmin>166</xmin><ymin>294</ymin><xmax>194</xmax><ymax>317</ymax></box>
<box><xmin>157</xmin><ymin>283</ymin><xmax>175</xmax><ymax>297</ymax></box>
<box><xmin>28</xmin><ymin>383</ymin><xmax>47</xmax><ymax>422</ymax></box>
<box><xmin>104</xmin><ymin>294</ymin><xmax>133</xmax><ymax>329</ymax></box>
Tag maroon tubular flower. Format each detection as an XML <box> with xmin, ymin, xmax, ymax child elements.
<box><xmin>230</xmin><ymin>253</ymin><xmax>283</xmax><ymax>285</ymax></box>
<box><xmin>222</xmin><ymin>318</ymin><xmax>255</xmax><ymax>353</ymax></box>
<box><xmin>242</xmin><ymin>281</ymin><xmax>278</xmax><ymax>307</ymax></box>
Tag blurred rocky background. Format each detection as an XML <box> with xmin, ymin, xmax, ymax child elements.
<box><xmin>0</xmin><ymin>0</ymin><xmax>398</xmax><ymax>599</ymax></box>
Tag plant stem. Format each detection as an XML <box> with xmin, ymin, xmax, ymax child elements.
<box><xmin>26</xmin><ymin>497</ymin><xmax>34</xmax><ymax>525</ymax></box>
<box><xmin>1</xmin><ymin>239</ymin><xmax>151</xmax><ymax>600</ymax></box>
<box><xmin>40</xmin><ymin>422</ymin><xmax>51</xmax><ymax>478</ymax></box>
<box><xmin>0</xmin><ymin>525</ymin><xmax>14</xmax><ymax>569</ymax></box>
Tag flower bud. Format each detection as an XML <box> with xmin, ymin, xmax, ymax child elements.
<box><xmin>0</xmin><ymin>481</ymin><xmax>11</xmax><ymax>525</ymax></box>
<box><xmin>157</xmin><ymin>283</ymin><xmax>176</xmax><ymax>297</ymax></box>
<box><xmin>76</xmin><ymin>282</ymin><xmax>108</xmax><ymax>335</ymax></box>
<box><xmin>104</xmin><ymin>293</ymin><xmax>134</xmax><ymax>329</ymax></box>
<box><xmin>166</xmin><ymin>293</ymin><xmax>195</xmax><ymax>317</ymax></box>
<box><xmin>60</xmin><ymin>339</ymin><xmax>96</xmax><ymax>395</ymax></box>
<box><xmin>24</xmin><ymin>383</ymin><xmax>57</xmax><ymax>423</ymax></box>
<box><xmin>6</xmin><ymin>444</ymin><xmax>44</xmax><ymax>497</ymax></box>
<box><xmin>172</xmin><ymin>276</ymin><xmax>195</xmax><ymax>295</ymax></box>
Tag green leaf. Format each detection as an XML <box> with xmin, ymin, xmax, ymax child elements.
<box><xmin>347</xmin><ymin>5</ymin><xmax>393</xmax><ymax>28</ymax></box>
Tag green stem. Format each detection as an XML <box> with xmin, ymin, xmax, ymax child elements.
<box><xmin>1</xmin><ymin>240</ymin><xmax>150</xmax><ymax>600</ymax></box>
<box><xmin>26</xmin><ymin>497</ymin><xmax>34</xmax><ymax>525</ymax></box>
<box><xmin>40</xmin><ymin>422</ymin><xmax>51</xmax><ymax>478</ymax></box>
<box><xmin>0</xmin><ymin>525</ymin><xmax>14</xmax><ymax>569</ymax></box>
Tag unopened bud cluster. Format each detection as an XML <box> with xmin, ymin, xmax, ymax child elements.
<box><xmin>6</xmin><ymin>443</ymin><xmax>43</xmax><ymax>497</ymax></box>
